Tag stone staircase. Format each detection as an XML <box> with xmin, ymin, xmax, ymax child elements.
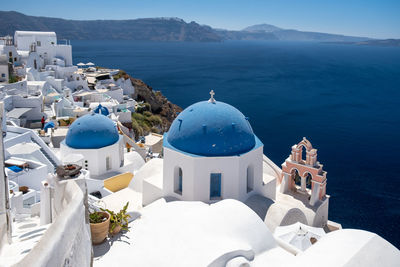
<box><xmin>30</xmin><ymin>137</ymin><xmax>58</xmax><ymax>173</ymax></box>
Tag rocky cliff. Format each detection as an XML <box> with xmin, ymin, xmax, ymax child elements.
<box><xmin>129</xmin><ymin>76</ymin><xmax>182</xmax><ymax>131</ymax></box>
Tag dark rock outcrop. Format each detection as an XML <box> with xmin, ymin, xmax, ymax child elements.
<box><xmin>130</xmin><ymin>77</ymin><xmax>182</xmax><ymax>131</ymax></box>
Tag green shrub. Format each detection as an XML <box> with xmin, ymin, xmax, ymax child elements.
<box><xmin>151</xmin><ymin>126</ymin><xmax>160</xmax><ymax>133</ymax></box>
<box><xmin>131</xmin><ymin>119</ymin><xmax>143</xmax><ymax>138</ymax></box>
<box><xmin>113</xmin><ymin>70</ymin><xmax>127</xmax><ymax>81</ymax></box>
<box><xmin>132</xmin><ymin>112</ymin><xmax>144</xmax><ymax>121</ymax></box>
<box><xmin>131</xmin><ymin>109</ymin><xmax>162</xmax><ymax>138</ymax></box>
<box><xmin>143</xmin><ymin>111</ymin><xmax>153</xmax><ymax>117</ymax></box>
<box><xmin>147</xmin><ymin>115</ymin><xmax>162</xmax><ymax>125</ymax></box>
<box><xmin>8</xmin><ymin>75</ymin><xmax>18</xmax><ymax>83</ymax></box>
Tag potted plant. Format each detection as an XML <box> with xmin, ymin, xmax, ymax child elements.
<box><xmin>89</xmin><ymin>210</ymin><xmax>110</xmax><ymax>245</ymax></box>
<box><xmin>102</xmin><ymin>202</ymin><xmax>130</xmax><ymax>236</ymax></box>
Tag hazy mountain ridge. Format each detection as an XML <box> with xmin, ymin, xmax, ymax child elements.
<box><xmin>243</xmin><ymin>24</ymin><xmax>282</xmax><ymax>32</ymax></box>
<box><xmin>0</xmin><ymin>11</ymin><xmax>222</xmax><ymax>42</ymax></box>
<box><xmin>242</xmin><ymin>23</ymin><xmax>371</xmax><ymax>42</ymax></box>
<box><xmin>0</xmin><ymin>11</ymin><xmax>379</xmax><ymax>42</ymax></box>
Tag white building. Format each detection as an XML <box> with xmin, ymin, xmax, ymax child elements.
<box><xmin>14</xmin><ymin>31</ymin><xmax>72</xmax><ymax>67</ymax></box>
<box><xmin>0</xmin><ymin>55</ymin><xmax>9</xmax><ymax>83</ymax></box>
<box><xmin>60</xmin><ymin>113</ymin><xmax>124</xmax><ymax>177</ymax></box>
<box><xmin>162</xmin><ymin>94</ymin><xmax>272</xmax><ymax>203</ymax></box>
<box><xmin>0</xmin><ymin>35</ymin><xmax>20</xmax><ymax>66</ymax></box>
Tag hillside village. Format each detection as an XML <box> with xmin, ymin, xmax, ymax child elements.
<box><xmin>0</xmin><ymin>31</ymin><xmax>399</xmax><ymax>266</ymax></box>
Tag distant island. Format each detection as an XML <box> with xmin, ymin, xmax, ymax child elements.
<box><xmin>0</xmin><ymin>11</ymin><xmax>396</xmax><ymax>44</ymax></box>
<box><xmin>353</xmin><ymin>39</ymin><xmax>400</xmax><ymax>47</ymax></box>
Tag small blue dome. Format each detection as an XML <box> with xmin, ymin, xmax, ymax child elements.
<box><xmin>66</xmin><ymin>113</ymin><xmax>119</xmax><ymax>149</ymax></box>
<box><xmin>93</xmin><ymin>104</ymin><xmax>109</xmax><ymax>116</ymax></box>
<box><xmin>167</xmin><ymin>100</ymin><xmax>256</xmax><ymax>156</ymax></box>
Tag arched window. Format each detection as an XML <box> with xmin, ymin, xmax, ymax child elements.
<box><xmin>292</xmin><ymin>169</ymin><xmax>301</xmax><ymax>187</ymax></box>
<box><xmin>301</xmin><ymin>145</ymin><xmax>306</xmax><ymax>163</ymax></box>
<box><xmin>174</xmin><ymin>167</ymin><xmax>183</xmax><ymax>195</ymax></box>
<box><xmin>247</xmin><ymin>166</ymin><xmax>254</xmax><ymax>193</ymax></box>
<box><xmin>305</xmin><ymin>173</ymin><xmax>312</xmax><ymax>189</ymax></box>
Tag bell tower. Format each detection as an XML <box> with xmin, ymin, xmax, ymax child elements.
<box><xmin>280</xmin><ymin>137</ymin><xmax>327</xmax><ymax>206</ymax></box>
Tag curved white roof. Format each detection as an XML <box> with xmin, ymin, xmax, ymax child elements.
<box><xmin>14</xmin><ymin>31</ymin><xmax>56</xmax><ymax>37</ymax></box>
<box><xmin>296</xmin><ymin>229</ymin><xmax>400</xmax><ymax>267</ymax></box>
<box><xmin>94</xmin><ymin>199</ymin><xmax>400</xmax><ymax>267</ymax></box>
<box><xmin>94</xmin><ymin>199</ymin><xmax>292</xmax><ymax>266</ymax></box>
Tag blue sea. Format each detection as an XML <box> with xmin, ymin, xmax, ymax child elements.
<box><xmin>72</xmin><ymin>40</ymin><xmax>400</xmax><ymax>248</ymax></box>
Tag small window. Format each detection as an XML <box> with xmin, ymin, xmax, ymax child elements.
<box><xmin>210</xmin><ymin>173</ymin><xmax>222</xmax><ymax>200</ymax></box>
<box><xmin>37</xmin><ymin>41</ymin><xmax>41</xmax><ymax>46</ymax></box>
<box><xmin>1</xmin><ymin>74</ymin><xmax>5</xmax><ymax>78</ymax></box>
<box><xmin>174</xmin><ymin>167</ymin><xmax>183</xmax><ymax>195</ymax></box>
<box><xmin>247</xmin><ymin>166</ymin><xmax>254</xmax><ymax>193</ymax></box>
<box><xmin>106</xmin><ymin>156</ymin><xmax>111</xmax><ymax>170</ymax></box>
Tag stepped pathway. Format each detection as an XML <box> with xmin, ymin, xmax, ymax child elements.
<box><xmin>30</xmin><ymin>137</ymin><xmax>58</xmax><ymax>173</ymax></box>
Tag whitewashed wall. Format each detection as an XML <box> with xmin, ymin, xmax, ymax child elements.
<box><xmin>104</xmin><ymin>88</ymin><xmax>123</xmax><ymax>103</ymax></box>
<box><xmin>116</xmin><ymin>78</ymin><xmax>135</xmax><ymax>97</ymax></box>
<box><xmin>163</xmin><ymin>146</ymin><xmax>265</xmax><ymax>203</ymax></box>
<box><xmin>60</xmin><ymin>137</ymin><xmax>124</xmax><ymax>177</ymax></box>
<box><xmin>15</xmin><ymin>180</ymin><xmax>92</xmax><ymax>267</ymax></box>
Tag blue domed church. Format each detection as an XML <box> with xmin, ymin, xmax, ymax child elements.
<box><xmin>162</xmin><ymin>91</ymin><xmax>270</xmax><ymax>203</ymax></box>
<box><xmin>60</xmin><ymin>113</ymin><xmax>124</xmax><ymax>176</ymax></box>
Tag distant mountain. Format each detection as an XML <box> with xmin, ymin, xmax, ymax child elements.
<box><xmin>242</xmin><ymin>23</ymin><xmax>370</xmax><ymax>42</ymax></box>
<box><xmin>215</xmin><ymin>29</ymin><xmax>278</xmax><ymax>41</ymax></box>
<box><xmin>0</xmin><ymin>11</ymin><xmax>222</xmax><ymax>42</ymax></box>
<box><xmin>242</xmin><ymin>24</ymin><xmax>282</xmax><ymax>33</ymax></box>
<box><xmin>0</xmin><ymin>11</ymin><xmax>372</xmax><ymax>43</ymax></box>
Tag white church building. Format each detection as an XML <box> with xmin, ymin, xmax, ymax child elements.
<box><xmin>60</xmin><ymin>113</ymin><xmax>124</xmax><ymax>177</ymax></box>
<box><xmin>136</xmin><ymin>91</ymin><xmax>329</xmax><ymax>231</ymax></box>
<box><xmin>162</xmin><ymin>91</ymin><xmax>272</xmax><ymax>203</ymax></box>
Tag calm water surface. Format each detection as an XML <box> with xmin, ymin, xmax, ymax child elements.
<box><xmin>72</xmin><ymin>40</ymin><xmax>400</xmax><ymax>247</ymax></box>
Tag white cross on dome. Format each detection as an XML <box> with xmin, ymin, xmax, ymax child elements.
<box><xmin>209</xmin><ymin>90</ymin><xmax>216</xmax><ymax>103</ymax></box>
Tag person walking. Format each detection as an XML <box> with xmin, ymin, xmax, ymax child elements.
<box><xmin>41</xmin><ymin>116</ymin><xmax>45</xmax><ymax>130</ymax></box>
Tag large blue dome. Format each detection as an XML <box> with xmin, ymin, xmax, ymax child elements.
<box><xmin>166</xmin><ymin>100</ymin><xmax>256</xmax><ymax>156</ymax></box>
<box><xmin>66</xmin><ymin>113</ymin><xmax>119</xmax><ymax>149</ymax></box>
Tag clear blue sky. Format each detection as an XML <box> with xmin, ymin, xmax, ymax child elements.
<box><xmin>2</xmin><ymin>0</ymin><xmax>400</xmax><ymax>38</ymax></box>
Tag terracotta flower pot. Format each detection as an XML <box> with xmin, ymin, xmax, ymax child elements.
<box><xmin>109</xmin><ymin>225</ymin><xmax>122</xmax><ymax>236</ymax></box>
<box><xmin>90</xmin><ymin>212</ymin><xmax>110</xmax><ymax>245</ymax></box>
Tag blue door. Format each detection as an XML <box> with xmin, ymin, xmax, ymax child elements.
<box><xmin>210</xmin><ymin>173</ymin><xmax>221</xmax><ymax>199</ymax></box>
